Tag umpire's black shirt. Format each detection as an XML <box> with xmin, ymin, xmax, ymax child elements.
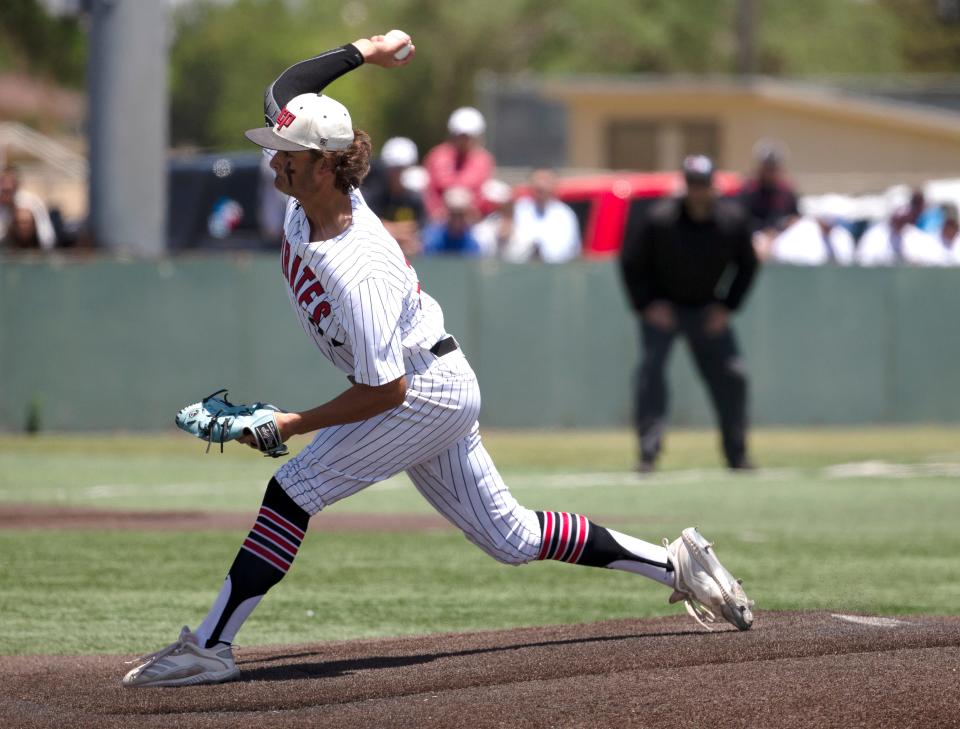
<box><xmin>619</xmin><ymin>197</ymin><xmax>758</xmax><ymax>313</ymax></box>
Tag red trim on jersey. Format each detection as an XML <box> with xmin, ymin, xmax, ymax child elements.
<box><xmin>537</xmin><ymin>511</ymin><xmax>554</xmax><ymax>560</ymax></box>
<box><xmin>568</xmin><ymin>515</ymin><xmax>589</xmax><ymax>564</ymax></box>
<box><xmin>242</xmin><ymin>539</ymin><xmax>290</xmax><ymax>572</ymax></box>
<box><xmin>260</xmin><ymin>506</ymin><xmax>306</xmax><ymax>540</ymax></box>
<box><xmin>281</xmin><ymin>237</ymin><xmax>291</xmax><ymax>280</ymax></box>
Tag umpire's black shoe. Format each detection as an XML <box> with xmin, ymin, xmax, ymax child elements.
<box><xmin>637</xmin><ymin>458</ymin><xmax>656</xmax><ymax>475</ymax></box>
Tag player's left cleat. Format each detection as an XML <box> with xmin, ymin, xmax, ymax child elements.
<box><xmin>663</xmin><ymin>527</ymin><xmax>754</xmax><ymax>631</ymax></box>
<box><xmin>121</xmin><ymin>626</ymin><xmax>239</xmax><ymax>688</ymax></box>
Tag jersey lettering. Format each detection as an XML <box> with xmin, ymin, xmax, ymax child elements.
<box><xmin>293</xmin><ymin>265</ymin><xmax>315</xmax><ymax>296</ymax></box>
<box><xmin>280</xmin><ymin>190</ymin><xmax>446</xmax><ymax>382</ymax></box>
<box><xmin>310</xmin><ymin>301</ymin><xmax>332</xmax><ymax>324</ymax></box>
<box><xmin>297</xmin><ymin>281</ymin><xmax>325</xmax><ymax>307</ymax></box>
<box><xmin>288</xmin><ymin>254</ymin><xmax>303</xmax><ymax>289</ymax></box>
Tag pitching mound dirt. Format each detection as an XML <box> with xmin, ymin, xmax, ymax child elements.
<box><xmin>2</xmin><ymin>611</ymin><xmax>958</xmax><ymax>729</ymax></box>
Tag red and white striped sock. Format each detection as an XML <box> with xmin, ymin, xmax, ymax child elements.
<box><xmin>196</xmin><ymin>479</ymin><xmax>309</xmax><ymax>648</ymax></box>
<box><xmin>240</xmin><ymin>505</ymin><xmax>305</xmax><ymax>573</ymax></box>
<box><xmin>535</xmin><ymin>511</ymin><xmax>674</xmax><ymax>586</ymax></box>
<box><xmin>536</xmin><ymin>511</ymin><xmax>591</xmax><ymax>563</ymax></box>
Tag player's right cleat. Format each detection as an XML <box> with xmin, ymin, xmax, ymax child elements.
<box><xmin>121</xmin><ymin>626</ymin><xmax>239</xmax><ymax>688</ymax></box>
<box><xmin>663</xmin><ymin>527</ymin><xmax>754</xmax><ymax>631</ymax></box>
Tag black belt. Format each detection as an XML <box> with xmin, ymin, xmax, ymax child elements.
<box><xmin>429</xmin><ymin>336</ymin><xmax>459</xmax><ymax>357</ymax></box>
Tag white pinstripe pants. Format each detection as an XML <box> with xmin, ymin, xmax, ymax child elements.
<box><xmin>275</xmin><ymin>350</ymin><xmax>544</xmax><ymax>564</ymax></box>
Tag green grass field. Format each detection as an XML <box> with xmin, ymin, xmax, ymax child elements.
<box><xmin>1</xmin><ymin>427</ymin><xmax>958</xmax><ymax>655</ymax></box>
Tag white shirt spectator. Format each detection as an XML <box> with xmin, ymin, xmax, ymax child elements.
<box><xmin>942</xmin><ymin>233</ymin><xmax>960</xmax><ymax>266</ymax></box>
<box><xmin>507</xmin><ymin>197</ymin><xmax>581</xmax><ymax>263</ymax></box>
<box><xmin>473</xmin><ymin>211</ymin><xmax>516</xmax><ymax>258</ymax></box>
<box><xmin>770</xmin><ymin>217</ymin><xmax>855</xmax><ymax>266</ymax></box>
<box><xmin>0</xmin><ymin>189</ymin><xmax>56</xmax><ymax>250</ymax></box>
<box><xmin>855</xmin><ymin>221</ymin><xmax>947</xmax><ymax>267</ymax></box>
<box><xmin>472</xmin><ymin>178</ymin><xmax>516</xmax><ymax>258</ymax></box>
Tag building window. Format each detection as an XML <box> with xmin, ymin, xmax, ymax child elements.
<box><xmin>606</xmin><ymin>121</ymin><xmax>658</xmax><ymax>171</ymax></box>
<box><xmin>605</xmin><ymin>119</ymin><xmax>720</xmax><ymax>171</ymax></box>
<box><xmin>680</xmin><ymin>121</ymin><xmax>720</xmax><ymax>161</ymax></box>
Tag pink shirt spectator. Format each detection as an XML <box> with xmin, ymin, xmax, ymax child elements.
<box><xmin>423</xmin><ymin>142</ymin><xmax>495</xmax><ymax>221</ymax></box>
<box><xmin>422</xmin><ymin>107</ymin><xmax>495</xmax><ymax>221</ymax></box>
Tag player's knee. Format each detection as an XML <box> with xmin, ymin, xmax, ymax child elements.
<box><xmin>491</xmin><ymin>548</ymin><xmax>535</xmax><ymax>566</ymax></box>
<box><xmin>464</xmin><ymin>533</ymin><xmax>535</xmax><ymax>566</ymax></box>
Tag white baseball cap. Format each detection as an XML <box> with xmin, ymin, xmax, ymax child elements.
<box><xmin>447</xmin><ymin>106</ymin><xmax>485</xmax><ymax>137</ymax></box>
<box><xmin>380</xmin><ymin>136</ymin><xmax>418</xmax><ymax>168</ymax></box>
<box><xmin>245</xmin><ymin>92</ymin><xmax>354</xmax><ymax>152</ymax></box>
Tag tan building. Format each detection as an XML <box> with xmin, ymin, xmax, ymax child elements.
<box><xmin>492</xmin><ymin>76</ymin><xmax>960</xmax><ymax>195</ymax></box>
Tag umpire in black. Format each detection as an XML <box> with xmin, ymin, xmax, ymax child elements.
<box><xmin>619</xmin><ymin>155</ymin><xmax>758</xmax><ymax>472</ymax></box>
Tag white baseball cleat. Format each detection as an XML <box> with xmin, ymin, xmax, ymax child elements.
<box><xmin>121</xmin><ymin>626</ymin><xmax>239</xmax><ymax>688</ymax></box>
<box><xmin>663</xmin><ymin>527</ymin><xmax>754</xmax><ymax>631</ymax></box>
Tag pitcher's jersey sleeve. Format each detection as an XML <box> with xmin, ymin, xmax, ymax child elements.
<box><xmin>341</xmin><ymin>277</ymin><xmax>406</xmax><ymax>386</ymax></box>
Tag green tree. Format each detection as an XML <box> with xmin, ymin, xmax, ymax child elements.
<box><xmin>880</xmin><ymin>0</ymin><xmax>960</xmax><ymax>72</ymax></box>
<box><xmin>0</xmin><ymin>0</ymin><xmax>85</xmax><ymax>85</ymax></box>
<box><xmin>167</xmin><ymin>0</ymin><xmax>959</xmax><ymax>152</ymax></box>
<box><xmin>756</xmin><ymin>0</ymin><xmax>903</xmax><ymax>75</ymax></box>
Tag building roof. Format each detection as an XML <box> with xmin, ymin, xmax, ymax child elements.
<box><xmin>535</xmin><ymin>74</ymin><xmax>960</xmax><ymax>141</ymax></box>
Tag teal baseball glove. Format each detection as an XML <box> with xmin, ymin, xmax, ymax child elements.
<box><xmin>175</xmin><ymin>389</ymin><xmax>289</xmax><ymax>458</ymax></box>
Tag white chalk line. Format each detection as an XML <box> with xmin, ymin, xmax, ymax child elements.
<box><xmin>831</xmin><ymin>614</ymin><xmax>913</xmax><ymax>629</ymax></box>
<box><xmin>824</xmin><ymin>461</ymin><xmax>960</xmax><ymax>479</ymax></box>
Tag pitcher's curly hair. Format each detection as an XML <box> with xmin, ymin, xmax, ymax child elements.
<box><xmin>312</xmin><ymin>130</ymin><xmax>371</xmax><ymax>194</ymax></box>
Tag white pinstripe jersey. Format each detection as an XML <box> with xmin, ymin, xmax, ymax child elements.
<box><xmin>279</xmin><ymin>188</ymin><xmax>447</xmax><ymax>385</ymax></box>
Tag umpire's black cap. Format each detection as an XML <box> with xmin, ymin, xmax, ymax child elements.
<box><xmin>682</xmin><ymin>154</ymin><xmax>715</xmax><ymax>185</ymax></box>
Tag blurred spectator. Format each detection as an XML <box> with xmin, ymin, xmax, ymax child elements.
<box><xmin>0</xmin><ymin>165</ymin><xmax>56</xmax><ymax>251</ymax></box>
<box><xmin>361</xmin><ymin>136</ymin><xmax>425</xmax><ymax>257</ymax></box>
<box><xmin>422</xmin><ymin>107</ymin><xmax>495</xmax><ymax>222</ymax></box>
<box><xmin>913</xmin><ymin>188</ymin><xmax>950</xmax><ymax>237</ymax></box>
<box><xmin>506</xmin><ymin>169</ymin><xmax>581</xmax><ymax>263</ymax></box>
<box><xmin>2</xmin><ymin>206</ymin><xmax>42</xmax><ymax>249</ymax></box>
<box><xmin>740</xmin><ymin>140</ymin><xmax>799</xmax><ymax>258</ymax></box>
<box><xmin>769</xmin><ymin>214</ymin><xmax>855</xmax><ymax>266</ymax></box>
<box><xmin>855</xmin><ymin>208</ymin><xmax>947</xmax><ymax>266</ymax></box>
<box><xmin>472</xmin><ymin>179</ymin><xmax>517</xmax><ymax>258</ymax></box>
<box><xmin>938</xmin><ymin>203</ymin><xmax>959</xmax><ymax>265</ymax></box>
<box><xmin>907</xmin><ymin>189</ymin><xmax>928</xmax><ymax>227</ymax></box>
<box><xmin>619</xmin><ymin>155</ymin><xmax>757</xmax><ymax>473</ymax></box>
<box><xmin>421</xmin><ymin>187</ymin><xmax>482</xmax><ymax>256</ymax></box>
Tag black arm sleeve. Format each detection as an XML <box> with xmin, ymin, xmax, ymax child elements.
<box><xmin>262</xmin><ymin>44</ymin><xmax>365</xmax><ymax>126</ymax></box>
<box><xmin>723</xmin><ymin>220</ymin><xmax>759</xmax><ymax>311</ymax></box>
<box><xmin>619</xmin><ymin>221</ymin><xmax>656</xmax><ymax>313</ymax></box>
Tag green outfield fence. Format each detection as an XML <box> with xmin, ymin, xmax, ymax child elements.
<box><xmin>0</xmin><ymin>257</ymin><xmax>958</xmax><ymax>431</ymax></box>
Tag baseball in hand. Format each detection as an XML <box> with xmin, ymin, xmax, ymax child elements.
<box><xmin>386</xmin><ymin>29</ymin><xmax>412</xmax><ymax>60</ymax></box>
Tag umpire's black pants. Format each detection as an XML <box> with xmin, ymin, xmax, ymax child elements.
<box><xmin>633</xmin><ymin>307</ymin><xmax>749</xmax><ymax>468</ymax></box>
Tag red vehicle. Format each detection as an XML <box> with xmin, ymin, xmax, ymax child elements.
<box><xmin>543</xmin><ymin>171</ymin><xmax>742</xmax><ymax>258</ymax></box>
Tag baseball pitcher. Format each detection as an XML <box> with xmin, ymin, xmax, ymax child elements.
<box><xmin>123</xmin><ymin>31</ymin><xmax>754</xmax><ymax>688</ymax></box>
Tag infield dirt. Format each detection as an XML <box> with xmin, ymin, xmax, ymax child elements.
<box><xmin>2</xmin><ymin>611</ymin><xmax>958</xmax><ymax>729</ymax></box>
